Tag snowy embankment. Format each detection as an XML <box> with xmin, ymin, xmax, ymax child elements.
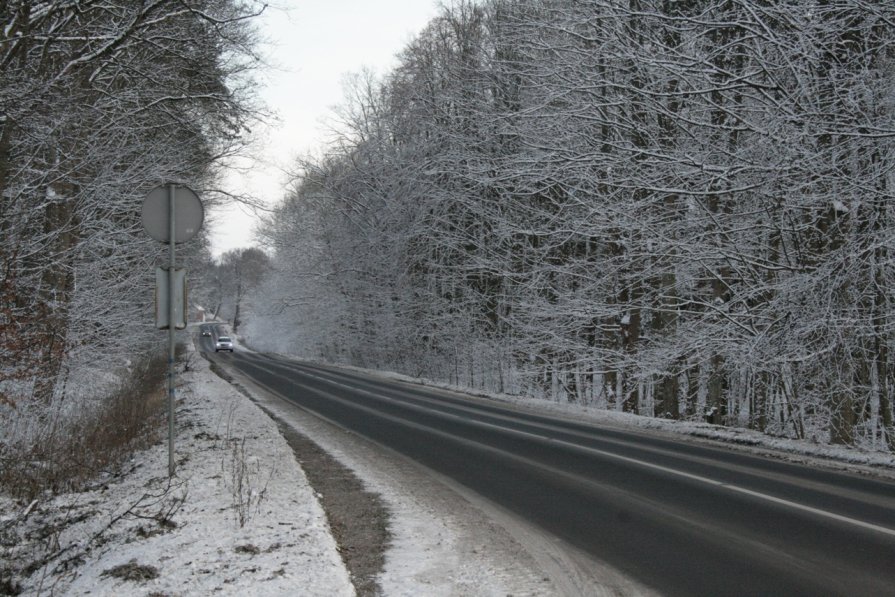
<box><xmin>6</xmin><ymin>335</ymin><xmax>893</xmax><ymax>596</ymax></box>
<box><xmin>2</xmin><ymin>337</ymin><xmax>557</xmax><ymax>597</ymax></box>
<box><xmin>0</xmin><ymin>342</ymin><xmax>353</xmax><ymax>596</ymax></box>
<box><xmin>313</xmin><ymin>362</ymin><xmax>895</xmax><ymax>475</ymax></box>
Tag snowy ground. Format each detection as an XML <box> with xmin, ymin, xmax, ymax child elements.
<box><xmin>344</xmin><ymin>366</ymin><xmax>895</xmax><ymax>477</ymax></box>
<box><xmin>4</xmin><ymin>333</ymin><xmax>894</xmax><ymax>597</ymax></box>
<box><xmin>0</xmin><ymin>338</ymin><xmax>584</xmax><ymax>596</ymax></box>
<box><xmin>225</xmin><ymin>361</ymin><xmax>630</xmax><ymax>597</ymax></box>
<box><xmin>1</xmin><ymin>341</ymin><xmax>353</xmax><ymax>596</ymax></box>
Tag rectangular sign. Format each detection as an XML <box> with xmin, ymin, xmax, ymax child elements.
<box><xmin>155</xmin><ymin>267</ymin><xmax>187</xmax><ymax>330</ymax></box>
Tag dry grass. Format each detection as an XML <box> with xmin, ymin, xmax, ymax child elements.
<box><xmin>0</xmin><ymin>350</ymin><xmax>171</xmax><ymax>500</ymax></box>
<box><xmin>100</xmin><ymin>559</ymin><xmax>160</xmax><ymax>582</ymax></box>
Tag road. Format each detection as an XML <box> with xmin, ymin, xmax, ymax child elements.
<box><xmin>197</xmin><ymin>326</ymin><xmax>895</xmax><ymax>596</ymax></box>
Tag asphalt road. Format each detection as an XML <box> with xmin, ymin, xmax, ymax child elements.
<box><xmin>198</xmin><ymin>327</ymin><xmax>895</xmax><ymax>596</ymax></box>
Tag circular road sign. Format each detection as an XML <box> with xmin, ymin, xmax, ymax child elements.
<box><xmin>142</xmin><ymin>184</ymin><xmax>204</xmax><ymax>243</ymax></box>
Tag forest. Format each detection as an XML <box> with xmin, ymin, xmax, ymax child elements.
<box><xmin>245</xmin><ymin>0</ymin><xmax>895</xmax><ymax>452</ymax></box>
<box><xmin>0</xmin><ymin>0</ymin><xmax>264</xmax><ymax>493</ymax></box>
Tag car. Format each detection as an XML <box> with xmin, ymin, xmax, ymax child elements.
<box><xmin>215</xmin><ymin>336</ymin><xmax>234</xmax><ymax>352</ymax></box>
<box><xmin>201</xmin><ymin>329</ymin><xmax>212</xmax><ymax>337</ymax></box>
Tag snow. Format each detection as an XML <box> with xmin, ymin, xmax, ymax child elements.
<box><xmin>5</xmin><ymin>333</ymin><xmax>893</xmax><ymax>596</ymax></box>
<box><xmin>1</xmin><ymin>334</ymin><xmax>595</xmax><ymax>596</ymax></box>
<box><xmin>1</xmin><ymin>340</ymin><xmax>353</xmax><ymax>596</ymax></box>
<box><xmin>274</xmin><ymin>351</ymin><xmax>895</xmax><ymax>475</ymax></box>
<box><xmin>361</xmin><ymin>368</ymin><xmax>895</xmax><ymax>474</ymax></box>
<box><xmin>237</xmin><ymin>373</ymin><xmax>571</xmax><ymax>597</ymax></box>
<box><xmin>219</xmin><ymin>329</ymin><xmax>639</xmax><ymax>595</ymax></box>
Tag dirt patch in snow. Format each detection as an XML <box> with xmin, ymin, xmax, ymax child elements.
<box><xmin>216</xmin><ymin>355</ymin><xmax>646</xmax><ymax>596</ymax></box>
<box><xmin>208</xmin><ymin>359</ymin><xmax>390</xmax><ymax>596</ymax></box>
<box><xmin>101</xmin><ymin>559</ymin><xmax>160</xmax><ymax>581</ymax></box>
<box><xmin>272</xmin><ymin>417</ymin><xmax>390</xmax><ymax>596</ymax></box>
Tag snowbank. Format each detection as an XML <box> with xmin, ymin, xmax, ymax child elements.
<box><xmin>1</xmin><ymin>342</ymin><xmax>352</xmax><ymax>596</ymax></box>
<box><xmin>311</xmin><ymin>362</ymin><xmax>895</xmax><ymax>475</ymax></box>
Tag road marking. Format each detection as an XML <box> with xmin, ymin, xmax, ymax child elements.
<box><xmin>231</xmin><ymin>355</ymin><xmax>895</xmax><ymax>540</ymax></box>
<box><xmin>547</xmin><ymin>437</ymin><xmax>895</xmax><ymax>539</ymax></box>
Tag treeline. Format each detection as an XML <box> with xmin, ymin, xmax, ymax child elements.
<box><xmin>0</xmin><ymin>1</ymin><xmax>263</xmax><ymax>486</ymax></box>
<box><xmin>248</xmin><ymin>0</ymin><xmax>895</xmax><ymax>451</ymax></box>
<box><xmin>199</xmin><ymin>247</ymin><xmax>270</xmax><ymax>333</ymax></box>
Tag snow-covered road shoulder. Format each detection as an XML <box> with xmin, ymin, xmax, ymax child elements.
<box><xmin>1</xmin><ymin>344</ymin><xmax>352</xmax><ymax>596</ymax></box>
<box><xmin>359</xmin><ymin>368</ymin><xmax>895</xmax><ymax>477</ymax></box>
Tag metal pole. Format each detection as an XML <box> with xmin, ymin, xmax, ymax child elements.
<box><xmin>168</xmin><ymin>183</ymin><xmax>176</xmax><ymax>477</ymax></box>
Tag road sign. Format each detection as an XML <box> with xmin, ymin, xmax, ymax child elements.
<box><xmin>141</xmin><ymin>184</ymin><xmax>204</xmax><ymax>243</ymax></box>
<box><xmin>141</xmin><ymin>183</ymin><xmax>204</xmax><ymax>478</ymax></box>
<box><xmin>155</xmin><ymin>267</ymin><xmax>187</xmax><ymax>329</ymax></box>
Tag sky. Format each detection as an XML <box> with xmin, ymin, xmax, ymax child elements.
<box><xmin>209</xmin><ymin>0</ymin><xmax>441</xmax><ymax>257</ymax></box>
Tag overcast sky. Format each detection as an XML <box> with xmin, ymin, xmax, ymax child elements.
<box><xmin>209</xmin><ymin>0</ymin><xmax>441</xmax><ymax>257</ymax></box>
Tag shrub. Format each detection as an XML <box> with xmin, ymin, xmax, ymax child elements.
<box><xmin>0</xmin><ymin>350</ymin><xmax>170</xmax><ymax>500</ymax></box>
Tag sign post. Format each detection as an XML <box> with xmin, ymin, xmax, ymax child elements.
<box><xmin>142</xmin><ymin>183</ymin><xmax>203</xmax><ymax>477</ymax></box>
<box><xmin>167</xmin><ymin>183</ymin><xmax>176</xmax><ymax>478</ymax></box>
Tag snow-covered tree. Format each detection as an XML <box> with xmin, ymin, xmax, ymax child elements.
<box><xmin>249</xmin><ymin>0</ymin><xmax>895</xmax><ymax>451</ymax></box>
<box><xmin>0</xmin><ymin>0</ymin><xmax>266</xmax><ymax>483</ymax></box>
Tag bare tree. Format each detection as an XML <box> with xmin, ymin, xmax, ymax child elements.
<box><xmin>245</xmin><ymin>0</ymin><xmax>895</xmax><ymax>452</ymax></box>
<box><xmin>1</xmin><ymin>1</ymin><xmax>265</xmax><ymax>434</ymax></box>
